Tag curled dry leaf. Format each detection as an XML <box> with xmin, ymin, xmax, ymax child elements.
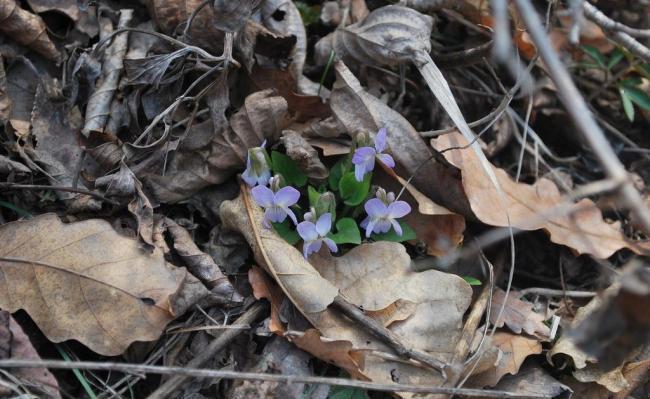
<box><xmin>0</xmin><ymin>155</ymin><xmax>30</xmax><ymax>175</ymax></box>
<box><xmin>0</xmin><ymin>55</ymin><xmax>9</xmax><ymax>122</ymax></box>
<box><xmin>490</xmin><ymin>363</ymin><xmax>572</xmax><ymax>398</ymax></box>
<box><xmin>31</xmin><ymin>85</ymin><xmax>84</xmax><ymax>198</ymax></box>
<box><xmin>489</xmin><ymin>288</ymin><xmax>550</xmax><ymax>338</ymax></box>
<box><xmin>82</xmin><ymin>9</ymin><xmax>133</xmax><ymax>136</ymax></box>
<box><xmin>315</xmin><ymin>5</ymin><xmax>433</xmax><ymax>67</ymax></box>
<box><xmin>145</xmin><ymin>90</ymin><xmax>290</xmax><ymax>203</ymax></box>
<box><xmin>467</xmin><ymin>331</ymin><xmax>543</xmax><ymax>388</ymax></box>
<box><xmin>570</xmin><ymin>263</ymin><xmax>650</xmax><ymax>370</ymax></box>
<box><xmin>432</xmin><ymin>133</ymin><xmax>650</xmax><ymax>259</ymax></box>
<box><xmin>248</xmin><ymin>66</ymin><xmax>330</xmax><ymax>120</ymax></box>
<box><xmin>280</xmin><ymin>130</ymin><xmax>328</xmax><ymax>181</ymax></box>
<box><xmin>0</xmin><ymin>311</ymin><xmax>61</xmax><ymax>398</ymax></box>
<box><xmin>0</xmin><ymin>214</ymin><xmax>187</xmax><ymax>356</ymax></box>
<box><xmin>249</xmin><ymin>266</ymin><xmax>285</xmax><ymax>334</ymax></box>
<box><xmin>222</xmin><ymin>187</ymin><xmax>472</xmax><ymax>388</ymax></box>
<box><xmin>261</xmin><ymin>0</ymin><xmax>316</xmax><ymax>94</ymax></box>
<box><xmin>0</xmin><ymin>0</ymin><xmax>61</xmax><ymax>61</ymax></box>
<box><xmin>25</xmin><ymin>0</ymin><xmax>80</xmax><ymax>21</ymax></box>
<box><xmin>146</xmin><ymin>0</ymin><xmax>224</xmax><ymax>53</ymax></box>
<box><xmin>164</xmin><ymin>217</ymin><xmax>240</xmax><ymax>301</ymax></box>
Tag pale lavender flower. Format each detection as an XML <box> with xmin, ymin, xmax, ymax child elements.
<box><xmin>361</xmin><ymin>193</ymin><xmax>411</xmax><ymax>238</ymax></box>
<box><xmin>251</xmin><ymin>184</ymin><xmax>300</xmax><ymax>228</ymax></box>
<box><xmin>242</xmin><ymin>140</ymin><xmax>271</xmax><ymax>187</ymax></box>
<box><xmin>351</xmin><ymin>127</ymin><xmax>395</xmax><ymax>182</ymax></box>
<box><xmin>297</xmin><ymin>213</ymin><xmax>338</xmax><ymax>259</ymax></box>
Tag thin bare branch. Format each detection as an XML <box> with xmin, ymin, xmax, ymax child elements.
<box><xmin>582</xmin><ymin>2</ymin><xmax>650</xmax><ymax>38</ymax></box>
<box><xmin>514</xmin><ymin>0</ymin><xmax>650</xmax><ymax>235</ymax></box>
<box><xmin>0</xmin><ymin>359</ymin><xmax>551</xmax><ymax>398</ymax></box>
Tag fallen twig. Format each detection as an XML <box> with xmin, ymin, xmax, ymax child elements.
<box><xmin>146</xmin><ymin>302</ymin><xmax>267</xmax><ymax>399</ymax></box>
<box><xmin>0</xmin><ymin>359</ymin><xmax>552</xmax><ymax>398</ymax></box>
<box><xmin>515</xmin><ymin>0</ymin><xmax>650</xmax><ymax>235</ymax></box>
<box><xmin>582</xmin><ymin>2</ymin><xmax>650</xmax><ymax>39</ymax></box>
<box><xmin>0</xmin><ymin>183</ymin><xmax>120</xmax><ymax>206</ymax></box>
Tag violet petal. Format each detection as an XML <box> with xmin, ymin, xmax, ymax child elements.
<box><xmin>375</xmin><ymin>127</ymin><xmax>387</xmax><ymax>153</ymax></box>
<box><xmin>364</xmin><ymin>198</ymin><xmax>387</xmax><ymax>217</ymax></box>
<box><xmin>315</xmin><ymin>213</ymin><xmax>332</xmax><ymax>237</ymax></box>
<box><xmin>297</xmin><ymin>221</ymin><xmax>319</xmax><ymax>241</ymax></box>
<box><xmin>390</xmin><ymin>219</ymin><xmax>403</xmax><ymax>236</ymax></box>
<box><xmin>377</xmin><ymin>153</ymin><xmax>395</xmax><ymax>169</ymax></box>
<box><xmin>275</xmin><ymin>186</ymin><xmax>300</xmax><ymax>207</ymax></box>
<box><xmin>323</xmin><ymin>237</ymin><xmax>338</xmax><ymax>253</ymax></box>
<box><xmin>251</xmin><ymin>185</ymin><xmax>275</xmax><ymax>207</ymax></box>
<box><xmin>388</xmin><ymin>201</ymin><xmax>411</xmax><ymax>218</ymax></box>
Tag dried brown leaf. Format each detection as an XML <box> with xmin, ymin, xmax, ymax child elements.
<box><xmin>315</xmin><ymin>5</ymin><xmax>433</xmax><ymax>67</ymax></box>
<box><xmin>0</xmin><ymin>0</ymin><xmax>61</xmax><ymax>61</ymax></box>
<box><xmin>468</xmin><ymin>331</ymin><xmax>542</xmax><ymax>388</ymax></box>
<box><xmin>0</xmin><ymin>311</ymin><xmax>61</xmax><ymax>398</ymax></box>
<box><xmin>82</xmin><ymin>9</ymin><xmax>133</xmax><ymax>136</ymax></box>
<box><xmin>31</xmin><ymin>84</ymin><xmax>84</xmax><ymax>198</ymax></box>
<box><xmin>280</xmin><ymin>130</ymin><xmax>328</xmax><ymax>181</ymax></box>
<box><xmin>0</xmin><ymin>155</ymin><xmax>30</xmax><ymax>175</ymax></box>
<box><xmin>146</xmin><ymin>0</ymin><xmax>224</xmax><ymax>53</ymax></box>
<box><xmin>145</xmin><ymin>90</ymin><xmax>290</xmax><ymax>203</ymax></box>
<box><xmin>291</xmin><ymin>329</ymin><xmax>366</xmax><ymax>379</ymax></box>
<box><xmin>0</xmin><ymin>214</ymin><xmax>187</xmax><ymax>355</ymax></box>
<box><xmin>164</xmin><ymin>217</ymin><xmax>240</xmax><ymax>300</ymax></box>
<box><xmin>490</xmin><ymin>288</ymin><xmax>550</xmax><ymax>337</ymax></box>
<box><xmin>0</xmin><ymin>55</ymin><xmax>10</xmax><ymax>122</ymax></box>
<box><xmin>491</xmin><ymin>363</ymin><xmax>572</xmax><ymax>398</ymax></box>
<box><xmin>261</xmin><ymin>0</ymin><xmax>315</xmax><ymax>94</ymax></box>
<box><xmin>249</xmin><ymin>266</ymin><xmax>286</xmax><ymax>334</ymax></box>
<box><xmin>25</xmin><ymin>0</ymin><xmax>79</xmax><ymax>21</ymax></box>
<box><xmin>432</xmin><ymin>133</ymin><xmax>650</xmax><ymax>258</ymax></box>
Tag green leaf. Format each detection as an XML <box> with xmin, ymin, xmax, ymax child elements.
<box><xmin>463</xmin><ymin>276</ymin><xmax>482</xmax><ymax>286</ymax></box>
<box><xmin>294</xmin><ymin>1</ymin><xmax>320</xmax><ymax>26</ymax></box>
<box><xmin>271</xmin><ymin>151</ymin><xmax>308</xmax><ymax>187</ymax></box>
<box><xmin>619</xmin><ymin>87</ymin><xmax>635</xmax><ymax>121</ymax></box>
<box><xmin>272</xmin><ymin>220</ymin><xmax>300</xmax><ymax>245</ymax></box>
<box><xmin>329</xmin><ymin>386</ymin><xmax>368</xmax><ymax>399</ymax></box>
<box><xmin>580</xmin><ymin>45</ymin><xmax>606</xmax><ymax>68</ymax></box>
<box><xmin>635</xmin><ymin>64</ymin><xmax>650</xmax><ymax>80</ymax></box>
<box><xmin>339</xmin><ymin>172</ymin><xmax>371</xmax><ymax>206</ymax></box>
<box><xmin>620</xmin><ymin>85</ymin><xmax>650</xmax><ymax>110</ymax></box>
<box><xmin>329</xmin><ymin>218</ymin><xmax>361</xmax><ymax>245</ymax></box>
<box><xmin>371</xmin><ymin>221</ymin><xmax>417</xmax><ymax>242</ymax></box>
<box><xmin>328</xmin><ymin>158</ymin><xmax>348</xmax><ymax>191</ymax></box>
<box><xmin>308</xmin><ymin>185</ymin><xmax>320</xmax><ymax>207</ymax></box>
<box><xmin>607</xmin><ymin>49</ymin><xmax>625</xmax><ymax>70</ymax></box>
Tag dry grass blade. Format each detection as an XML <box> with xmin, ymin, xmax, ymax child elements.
<box><xmin>0</xmin><ymin>214</ymin><xmax>186</xmax><ymax>356</ymax></box>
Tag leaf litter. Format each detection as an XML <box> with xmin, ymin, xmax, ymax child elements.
<box><xmin>0</xmin><ymin>0</ymin><xmax>649</xmax><ymax>397</ymax></box>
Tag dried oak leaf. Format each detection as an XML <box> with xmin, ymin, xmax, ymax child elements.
<box><xmin>0</xmin><ymin>311</ymin><xmax>61</xmax><ymax>398</ymax></box>
<box><xmin>490</xmin><ymin>288</ymin><xmax>550</xmax><ymax>338</ymax></box>
<box><xmin>314</xmin><ymin>5</ymin><xmax>433</xmax><ymax>67</ymax></box>
<box><xmin>0</xmin><ymin>0</ymin><xmax>61</xmax><ymax>61</ymax></box>
<box><xmin>467</xmin><ymin>331</ymin><xmax>543</xmax><ymax>388</ymax></box>
<box><xmin>280</xmin><ymin>130</ymin><xmax>328</xmax><ymax>181</ymax></box>
<box><xmin>146</xmin><ymin>0</ymin><xmax>223</xmax><ymax>52</ymax></box>
<box><xmin>376</xmin><ymin>168</ymin><xmax>465</xmax><ymax>257</ymax></box>
<box><xmin>222</xmin><ymin>187</ymin><xmax>472</xmax><ymax>389</ymax></box>
<box><xmin>0</xmin><ymin>214</ymin><xmax>187</xmax><ymax>356</ymax></box>
<box><xmin>432</xmin><ymin>133</ymin><xmax>650</xmax><ymax>259</ymax></box>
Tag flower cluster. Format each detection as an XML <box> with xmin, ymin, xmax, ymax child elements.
<box><xmin>242</xmin><ymin>127</ymin><xmax>411</xmax><ymax>260</ymax></box>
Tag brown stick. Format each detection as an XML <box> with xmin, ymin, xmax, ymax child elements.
<box><xmin>332</xmin><ymin>295</ymin><xmax>447</xmax><ymax>376</ymax></box>
<box><xmin>0</xmin><ymin>359</ymin><xmax>549</xmax><ymax>398</ymax></box>
<box><xmin>0</xmin><ymin>183</ymin><xmax>121</xmax><ymax>206</ymax></box>
<box><xmin>146</xmin><ymin>302</ymin><xmax>267</xmax><ymax>399</ymax></box>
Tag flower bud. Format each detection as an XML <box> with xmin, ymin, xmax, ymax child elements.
<box><xmin>315</xmin><ymin>191</ymin><xmax>336</xmax><ymax>220</ymax></box>
<box><xmin>354</xmin><ymin>131</ymin><xmax>370</xmax><ymax>148</ymax></box>
<box><xmin>269</xmin><ymin>174</ymin><xmax>286</xmax><ymax>192</ymax></box>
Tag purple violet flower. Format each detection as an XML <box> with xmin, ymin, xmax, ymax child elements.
<box><xmin>242</xmin><ymin>140</ymin><xmax>271</xmax><ymax>187</ymax></box>
<box><xmin>361</xmin><ymin>191</ymin><xmax>411</xmax><ymax>238</ymax></box>
<box><xmin>297</xmin><ymin>213</ymin><xmax>338</xmax><ymax>259</ymax></box>
<box><xmin>351</xmin><ymin>127</ymin><xmax>395</xmax><ymax>182</ymax></box>
<box><xmin>251</xmin><ymin>184</ymin><xmax>300</xmax><ymax>228</ymax></box>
